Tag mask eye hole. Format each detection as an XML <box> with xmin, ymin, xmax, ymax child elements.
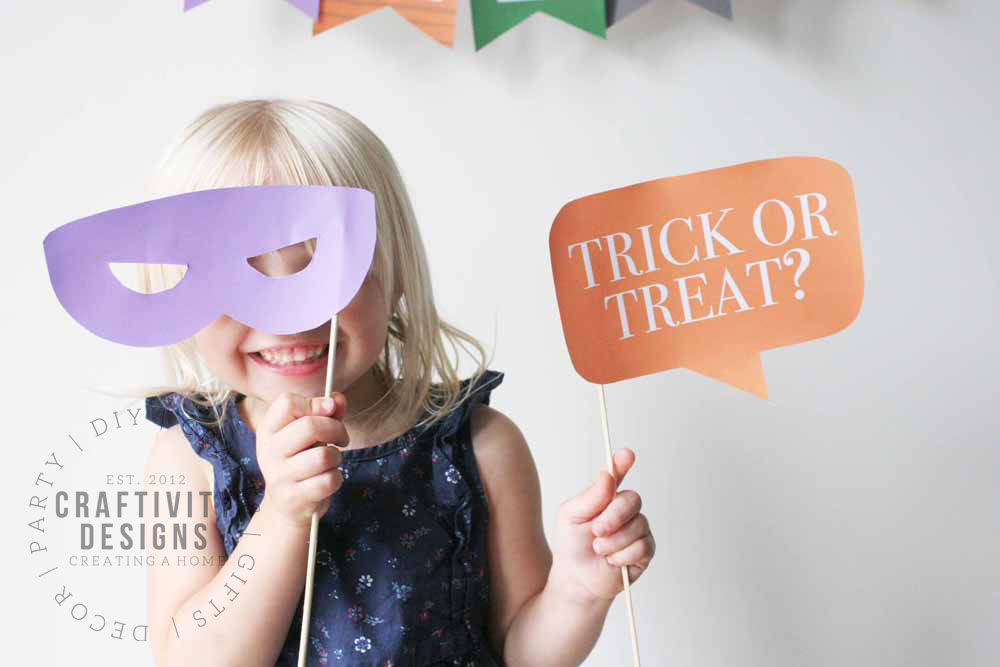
<box><xmin>109</xmin><ymin>263</ymin><xmax>188</xmax><ymax>294</ymax></box>
<box><xmin>247</xmin><ymin>238</ymin><xmax>317</xmax><ymax>278</ymax></box>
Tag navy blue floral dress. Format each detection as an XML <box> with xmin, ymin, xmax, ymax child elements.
<box><xmin>145</xmin><ymin>370</ymin><xmax>505</xmax><ymax>667</ymax></box>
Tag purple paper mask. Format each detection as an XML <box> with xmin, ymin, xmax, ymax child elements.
<box><xmin>43</xmin><ymin>185</ymin><xmax>376</xmax><ymax>347</ymax></box>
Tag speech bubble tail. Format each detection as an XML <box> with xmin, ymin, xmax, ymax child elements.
<box><xmin>685</xmin><ymin>353</ymin><xmax>768</xmax><ymax>399</ymax></box>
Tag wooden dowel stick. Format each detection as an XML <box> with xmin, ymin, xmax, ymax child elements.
<box><xmin>597</xmin><ymin>383</ymin><xmax>642</xmax><ymax>667</ymax></box>
<box><xmin>297</xmin><ymin>313</ymin><xmax>339</xmax><ymax>667</ymax></box>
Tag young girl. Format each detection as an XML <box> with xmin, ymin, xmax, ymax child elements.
<box><xmin>140</xmin><ymin>99</ymin><xmax>655</xmax><ymax>666</ymax></box>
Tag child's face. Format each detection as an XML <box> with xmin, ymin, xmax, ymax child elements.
<box><xmin>192</xmin><ymin>240</ymin><xmax>392</xmax><ymax>403</ymax></box>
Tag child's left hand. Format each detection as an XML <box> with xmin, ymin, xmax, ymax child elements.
<box><xmin>549</xmin><ymin>448</ymin><xmax>655</xmax><ymax>604</ymax></box>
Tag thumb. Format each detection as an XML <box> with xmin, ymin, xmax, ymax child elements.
<box><xmin>310</xmin><ymin>392</ymin><xmax>347</xmax><ymax>419</ymax></box>
<box><xmin>560</xmin><ymin>470</ymin><xmax>615</xmax><ymax>525</ymax></box>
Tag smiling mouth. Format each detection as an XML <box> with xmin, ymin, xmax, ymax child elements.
<box><xmin>249</xmin><ymin>343</ymin><xmax>331</xmax><ymax>369</ymax></box>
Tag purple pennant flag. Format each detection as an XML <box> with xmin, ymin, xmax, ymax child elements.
<box><xmin>184</xmin><ymin>0</ymin><xmax>321</xmax><ymax>20</ymax></box>
<box><xmin>607</xmin><ymin>0</ymin><xmax>732</xmax><ymax>26</ymax></box>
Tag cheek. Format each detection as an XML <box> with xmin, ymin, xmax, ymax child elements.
<box><xmin>362</xmin><ymin>310</ymin><xmax>390</xmax><ymax>350</ymax></box>
<box><xmin>341</xmin><ymin>282</ymin><xmax>391</xmax><ymax>352</ymax></box>
<box><xmin>193</xmin><ymin>318</ymin><xmax>248</xmax><ymax>372</ymax></box>
<box><xmin>356</xmin><ymin>302</ymin><xmax>390</xmax><ymax>351</ymax></box>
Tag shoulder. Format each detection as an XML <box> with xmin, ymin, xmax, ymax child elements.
<box><xmin>469</xmin><ymin>404</ymin><xmax>541</xmax><ymax>506</ymax></box>
<box><xmin>144</xmin><ymin>424</ymin><xmax>213</xmax><ymax>491</ymax></box>
<box><xmin>469</xmin><ymin>404</ymin><xmax>525</xmax><ymax>457</ymax></box>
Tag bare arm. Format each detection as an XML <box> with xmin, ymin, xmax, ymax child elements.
<box><xmin>146</xmin><ymin>392</ymin><xmax>350</xmax><ymax>667</ymax></box>
<box><xmin>145</xmin><ymin>426</ymin><xmax>312</xmax><ymax>667</ymax></box>
<box><xmin>472</xmin><ymin>406</ymin><xmax>655</xmax><ymax>667</ymax></box>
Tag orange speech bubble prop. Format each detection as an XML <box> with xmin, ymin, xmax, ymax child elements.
<box><xmin>549</xmin><ymin>157</ymin><xmax>864</xmax><ymax>398</ymax></box>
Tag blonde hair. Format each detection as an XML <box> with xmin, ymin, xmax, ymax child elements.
<box><xmin>124</xmin><ymin>99</ymin><xmax>490</xmax><ymax>431</ymax></box>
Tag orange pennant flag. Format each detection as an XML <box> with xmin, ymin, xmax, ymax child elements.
<box><xmin>314</xmin><ymin>0</ymin><xmax>457</xmax><ymax>47</ymax></box>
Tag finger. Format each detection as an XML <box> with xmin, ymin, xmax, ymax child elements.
<box><xmin>558</xmin><ymin>470</ymin><xmax>616</xmax><ymax>524</ymax></box>
<box><xmin>626</xmin><ymin>562</ymin><xmax>648</xmax><ymax>585</ymax></box>
<box><xmin>321</xmin><ymin>393</ymin><xmax>348</xmax><ymax>419</ymax></box>
<box><xmin>605</xmin><ymin>534</ymin><xmax>655</xmax><ymax>568</ymax></box>
<box><xmin>297</xmin><ymin>469</ymin><xmax>344</xmax><ymax>504</ymax></box>
<box><xmin>258</xmin><ymin>392</ymin><xmax>312</xmax><ymax>435</ymax></box>
<box><xmin>277</xmin><ymin>415</ymin><xmax>349</xmax><ymax>458</ymax></box>
<box><xmin>592</xmin><ymin>514</ymin><xmax>649</xmax><ymax>556</ymax></box>
<box><xmin>259</xmin><ymin>392</ymin><xmax>347</xmax><ymax>436</ymax></box>
<box><xmin>258</xmin><ymin>392</ymin><xmax>311</xmax><ymax>435</ymax></box>
<box><xmin>607</xmin><ymin>448</ymin><xmax>636</xmax><ymax>490</ymax></box>
<box><xmin>287</xmin><ymin>443</ymin><xmax>343</xmax><ymax>482</ymax></box>
<box><xmin>592</xmin><ymin>490</ymin><xmax>641</xmax><ymax>537</ymax></box>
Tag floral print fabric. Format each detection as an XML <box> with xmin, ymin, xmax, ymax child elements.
<box><xmin>145</xmin><ymin>370</ymin><xmax>505</xmax><ymax>667</ymax></box>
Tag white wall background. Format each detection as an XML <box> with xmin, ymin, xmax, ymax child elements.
<box><xmin>3</xmin><ymin>0</ymin><xmax>998</xmax><ymax>665</ymax></box>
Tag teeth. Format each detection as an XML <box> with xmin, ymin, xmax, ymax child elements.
<box><xmin>258</xmin><ymin>345</ymin><xmax>326</xmax><ymax>365</ymax></box>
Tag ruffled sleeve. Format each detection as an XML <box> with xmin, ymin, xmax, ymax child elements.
<box><xmin>145</xmin><ymin>394</ymin><xmax>180</xmax><ymax>429</ymax></box>
<box><xmin>434</xmin><ymin>370</ymin><xmax>504</xmax><ymax>444</ymax></box>
<box><xmin>421</xmin><ymin>370</ymin><xmax>505</xmax><ymax>666</ymax></box>
<box><xmin>142</xmin><ymin>391</ymin><xmax>252</xmax><ymax>554</ymax></box>
<box><xmin>430</xmin><ymin>370</ymin><xmax>504</xmax><ymax>503</ymax></box>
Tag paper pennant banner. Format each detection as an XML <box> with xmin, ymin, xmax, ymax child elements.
<box><xmin>184</xmin><ymin>0</ymin><xmax>321</xmax><ymax>20</ymax></box>
<box><xmin>314</xmin><ymin>0</ymin><xmax>458</xmax><ymax>46</ymax></box>
<box><xmin>42</xmin><ymin>186</ymin><xmax>376</xmax><ymax>347</ymax></box>
<box><xmin>471</xmin><ymin>0</ymin><xmax>606</xmax><ymax>50</ymax></box>
<box><xmin>607</xmin><ymin>0</ymin><xmax>732</xmax><ymax>26</ymax></box>
<box><xmin>549</xmin><ymin>157</ymin><xmax>863</xmax><ymax>398</ymax></box>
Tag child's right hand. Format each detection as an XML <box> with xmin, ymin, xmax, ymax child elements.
<box><xmin>256</xmin><ymin>392</ymin><xmax>349</xmax><ymax>527</ymax></box>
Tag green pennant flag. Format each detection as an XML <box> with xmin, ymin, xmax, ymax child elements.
<box><xmin>471</xmin><ymin>0</ymin><xmax>607</xmax><ymax>50</ymax></box>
